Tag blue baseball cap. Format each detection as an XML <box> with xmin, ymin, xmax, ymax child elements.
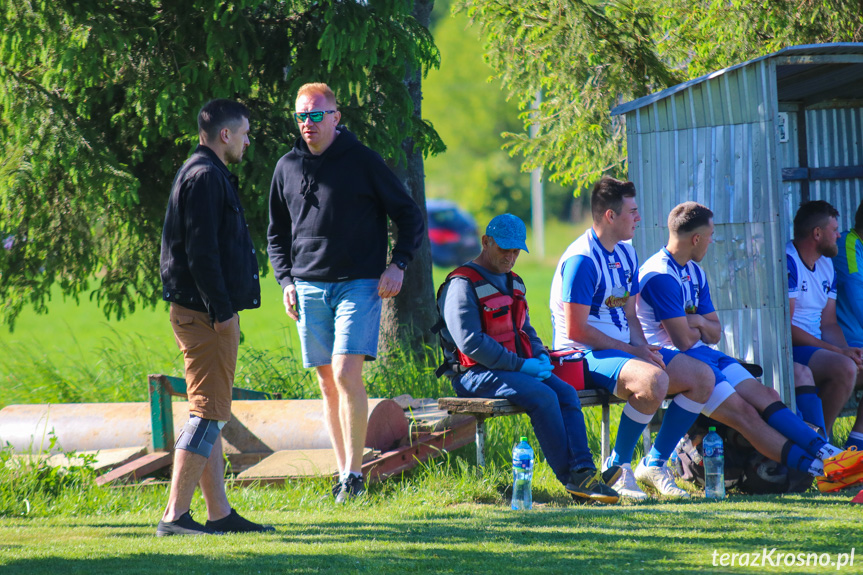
<box><xmin>485</xmin><ymin>213</ymin><xmax>529</xmax><ymax>252</ymax></box>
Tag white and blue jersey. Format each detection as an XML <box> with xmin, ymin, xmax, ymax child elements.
<box><xmin>787</xmin><ymin>240</ymin><xmax>836</xmax><ymax>340</ymax></box>
<box><xmin>637</xmin><ymin>248</ymin><xmax>715</xmax><ymax>350</ymax></box>
<box><xmin>550</xmin><ymin>228</ymin><xmax>639</xmax><ymax>351</ymax></box>
<box><xmin>834</xmin><ymin>230</ymin><xmax>863</xmax><ymax>347</ymax></box>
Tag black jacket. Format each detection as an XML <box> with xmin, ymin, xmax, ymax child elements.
<box><xmin>267</xmin><ymin>127</ymin><xmax>424</xmax><ymax>288</ymax></box>
<box><xmin>160</xmin><ymin>145</ymin><xmax>261</xmax><ymax>323</ymax></box>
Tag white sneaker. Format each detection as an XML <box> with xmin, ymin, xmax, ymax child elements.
<box><xmin>634</xmin><ymin>457</ymin><xmax>690</xmax><ymax>498</ymax></box>
<box><xmin>603</xmin><ymin>457</ymin><xmax>648</xmax><ymax>500</ymax></box>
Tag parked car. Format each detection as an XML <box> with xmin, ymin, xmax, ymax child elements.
<box><xmin>426</xmin><ymin>199</ymin><xmax>481</xmax><ymax>268</ymax></box>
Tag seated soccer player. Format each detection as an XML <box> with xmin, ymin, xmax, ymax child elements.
<box><xmin>637</xmin><ymin>201</ymin><xmax>863</xmax><ymax>492</ymax></box>
<box><xmin>551</xmin><ymin>176</ymin><xmax>718</xmax><ymax>500</ymax></box>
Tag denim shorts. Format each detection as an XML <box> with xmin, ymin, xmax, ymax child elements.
<box><xmin>295</xmin><ymin>279</ymin><xmax>382</xmax><ymax>368</ymax></box>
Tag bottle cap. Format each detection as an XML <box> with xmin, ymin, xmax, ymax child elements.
<box><xmin>520</xmin><ymin>436</ymin><xmax>528</xmax><ymax>442</ymax></box>
<box><xmin>708</xmin><ymin>426</ymin><xmax>716</xmax><ymax>432</ymax></box>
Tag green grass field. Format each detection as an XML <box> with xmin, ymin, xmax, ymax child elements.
<box><xmin>1</xmin><ymin>467</ymin><xmax>861</xmax><ymax>575</ymax></box>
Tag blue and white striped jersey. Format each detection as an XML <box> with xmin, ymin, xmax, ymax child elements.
<box><xmin>637</xmin><ymin>248</ymin><xmax>715</xmax><ymax>350</ymax></box>
<box><xmin>550</xmin><ymin>228</ymin><xmax>639</xmax><ymax>350</ymax></box>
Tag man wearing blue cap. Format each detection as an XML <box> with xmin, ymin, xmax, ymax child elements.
<box><xmin>436</xmin><ymin>214</ymin><xmax>620</xmax><ymax>504</ymax></box>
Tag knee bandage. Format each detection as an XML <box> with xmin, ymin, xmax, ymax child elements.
<box><xmin>174</xmin><ymin>416</ymin><xmax>223</xmax><ymax>457</ymax></box>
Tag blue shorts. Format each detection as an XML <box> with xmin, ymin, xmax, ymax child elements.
<box><xmin>295</xmin><ymin>279</ymin><xmax>382</xmax><ymax>368</ymax></box>
<box><xmin>583</xmin><ymin>348</ymin><xmax>679</xmax><ymax>395</ymax></box>
<box><xmin>793</xmin><ymin>345</ymin><xmax>821</xmax><ymax>366</ymax></box>
<box><xmin>684</xmin><ymin>346</ymin><xmax>753</xmax><ymax>386</ymax></box>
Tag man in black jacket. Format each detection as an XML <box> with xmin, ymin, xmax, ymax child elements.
<box><xmin>268</xmin><ymin>83</ymin><xmax>424</xmax><ymax>502</ymax></box>
<box><xmin>158</xmin><ymin>99</ymin><xmax>272</xmax><ymax>536</ymax></box>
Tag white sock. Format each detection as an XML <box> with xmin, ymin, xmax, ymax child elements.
<box><xmin>808</xmin><ymin>458</ymin><xmax>825</xmax><ymax>477</ymax></box>
<box><xmin>817</xmin><ymin>444</ymin><xmax>843</xmax><ymax>459</ymax></box>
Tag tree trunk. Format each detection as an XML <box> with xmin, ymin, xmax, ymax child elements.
<box><xmin>379</xmin><ymin>0</ymin><xmax>438</xmax><ymax>361</ymax></box>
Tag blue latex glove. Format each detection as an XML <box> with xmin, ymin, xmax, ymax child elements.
<box><xmin>536</xmin><ymin>354</ymin><xmax>553</xmax><ymax>380</ymax></box>
<box><xmin>519</xmin><ymin>358</ymin><xmax>545</xmax><ymax>376</ymax></box>
<box><xmin>520</xmin><ymin>356</ymin><xmax>554</xmax><ymax>380</ymax></box>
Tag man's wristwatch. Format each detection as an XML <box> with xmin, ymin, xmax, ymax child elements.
<box><xmin>391</xmin><ymin>257</ymin><xmax>408</xmax><ymax>271</ymax></box>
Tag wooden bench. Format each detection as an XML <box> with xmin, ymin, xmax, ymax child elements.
<box><xmin>438</xmin><ymin>389</ymin><xmax>628</xmax><ymax>470</ymax></box>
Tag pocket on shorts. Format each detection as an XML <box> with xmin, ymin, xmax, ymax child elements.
<box><xmin>174</xmin><ymin>314</ymin><xmax>195</xmax><ymax>326</ymax></box>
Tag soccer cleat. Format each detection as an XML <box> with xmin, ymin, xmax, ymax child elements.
<box><xmin>566</xmin><ymin>468</ymin><xmax>620</xmax><ymax>504</ymax></box>
<box><xmin>823</xmin><ymin>447</ymin><xmax>863</xmax><ymax>480</ymax></box>
<box><xmin>634</xmin><ymin>457</ymin><xmax>690</xmax><ymax>498</ymax></box>
<box><xmin>817</xmin><ymin>469</ymin><xmax>863</xmax><ymax>493</ymax></box>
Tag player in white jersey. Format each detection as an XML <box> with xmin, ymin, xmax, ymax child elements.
<box><xmin>551</xmin><ymin>176</ymin><xmax>716</xmax><ymax>499</ymax></box>
<box><xmin>788</xmin><ymin>200</ymin><xmax>863</xmax><ymax>444</ymax></box>
<box><xmin>636</xmin><ymin>202</ymin><xmax>862</xmax><ymax>493</ymax></box>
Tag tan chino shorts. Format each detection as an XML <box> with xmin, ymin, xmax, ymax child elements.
<box><xmin>169</xmin><ymin>303</ymin><xmax>240</xmax><ymax>422</ymax></box>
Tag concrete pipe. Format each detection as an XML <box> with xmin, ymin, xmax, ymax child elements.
<box><xmin>0</xmin><ymin>399</ymin><xmax>408</xmax><ymax>455</ymax></box>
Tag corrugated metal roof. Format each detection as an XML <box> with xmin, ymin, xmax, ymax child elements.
<box><xmin>611</xmin><ymin>43</ymin><xmax>863</xmax><ymax>116</ymax></box>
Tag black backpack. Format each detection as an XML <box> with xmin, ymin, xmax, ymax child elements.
<box><xmin>671</xmin><ymin>415</ymin><xmax>813</xmax><ymax>494</ymax></box>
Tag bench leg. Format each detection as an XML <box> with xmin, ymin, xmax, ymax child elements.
<box><xmin>475</xmin><ymin>415</ymin><xmax>487</xmax><ymax>475</ymax></box>
<box><xmin>601</xmin><ymin>403</ymin><xmax>610</xmax><ymax>462</ymax></box>
<box><xmin>642</xmin><ymin>428</ymin><xmax>652</xmax><ymax>458</ymax></box>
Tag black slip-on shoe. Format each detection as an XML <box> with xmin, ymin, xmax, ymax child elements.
<box><xmin>156</xmin><ymin>511</ymin><xmax>220</xmax><ymax>537</ymax></box>
<box><xmin>205</xmin><ymin>509</ymin><xmax>275</xmax><ymax>533</ymax></box>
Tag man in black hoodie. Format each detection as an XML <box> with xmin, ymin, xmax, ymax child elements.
<box><xmin>268</xmin><ymin>83</ymin><xmax>424</xmax><ymax>502</ymax></box>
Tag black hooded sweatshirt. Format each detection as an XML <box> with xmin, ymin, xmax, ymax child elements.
<box><xmin>267</xmin><ymin>127</ymin><xmax>424</xmax><ymax>288</ymax></box>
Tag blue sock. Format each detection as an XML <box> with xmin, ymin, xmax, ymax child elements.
<box><xmin>781</xmin><ymin>441</ymin><xmax>815</xmax><ymax>474</ymax></box>
<box><xmin>611</xmin><ymin>402</ymin><xmax>654</xmax><ymax>466</ymax></box>
<box><xmin>647</xmin><ymin>394</ymin><xmax>705</xmax><ymax>466</ymax></box>
<box><xmin>763</xmin><ymin>401</ymin><xmax>826</xmax><ymax>457</ymax></box>
<box><xmin>846</xmin><ymin>431</ymin><xmax>863</xmax><ymax>450</ymax></box>
<box><xmin>795</xmin><ymin>386</ymin><xmax>827</xmax><ymax>437</ymax></box>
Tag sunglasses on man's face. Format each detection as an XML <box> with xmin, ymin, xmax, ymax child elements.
<box><xmin>294</xmin><ymin>110</ymin><xmax>336</xmax><ymax>123</ymax></box>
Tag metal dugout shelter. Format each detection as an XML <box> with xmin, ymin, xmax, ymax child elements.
<box><xmin>611</xmin><ymin>43</ymin><xmax>863</xmax><ymax>405</ymax></box>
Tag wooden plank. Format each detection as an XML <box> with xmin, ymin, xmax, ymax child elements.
<box><xmin>238</xmin><ymin>448</ymin><xmax>374</xmax><ymax>479</ymax></box>
<box><xmin>437</xmin><ymin>390</ymin><xmax>625</xmax><ymax>417</ymax></box>
<box><xmin>47</xmin><ymin>446</ymin><xmax>147</xmax><ymax>473</ymax></box>
<box><xmin>228</xmin><ymin>418</ymin><xmax>477</xmax><ymax>487</ymax></box>
<box><xmin>96</xmin><ymin>451</ymin><xmax>173</xmax><ymax>486</ymax></box>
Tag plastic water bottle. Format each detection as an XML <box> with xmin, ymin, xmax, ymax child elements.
<box><xmin>511</xmin><ymin>437</ymin><xmax>534</xmax><ymax>510</ymax></box>
<box><xmin>703</xmin><ymin>427</ymin><xmax>725</xmax><ymax>499</ymax></box>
